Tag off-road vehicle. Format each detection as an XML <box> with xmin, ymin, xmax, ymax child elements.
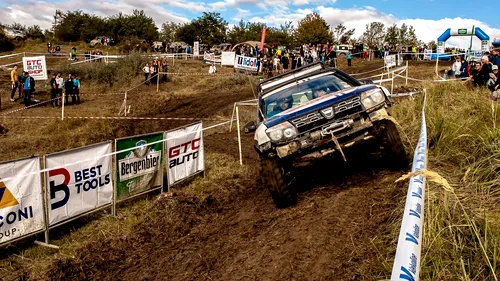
<box><xmin>249</xmin><ymin>62</ymin><xmax>406</xmax><ymax>208</ymax></box>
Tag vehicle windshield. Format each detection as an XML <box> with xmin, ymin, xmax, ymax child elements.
<box><xmin>261</xmin><ymin>73</ymin><xmax>355</xmax><ymax>119</ymax></box>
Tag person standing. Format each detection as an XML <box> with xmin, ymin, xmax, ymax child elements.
<box><xmin>347</xmin><ymin>53</ymin><xmax>352</xmax><ymax>67</ymax></box>
<box><xmin>161</xmin><ymin>58</ymin><xmax>168</xmax><ymax>83</ymax></box>
<box><xmin>18</xmin><ymin>71</ymin><xmax>25</xmax><ymax>99</ymax></box>
<box><xmin>10</xmin><ymin>66</ymin><xmax>18</xmax><ymax>102</ymax></box>
<box><xmin>72</xmin><ymin>74</ymin><xmax>81</xmax><ymax>104</ymax></box>
<box><xmin>49</xmin><ymin>74</ymin><xmax>58</xmax><ymax>107</ymax></box>
<box><xmin>23</xmin><ymin>72</ymin><xmax>35</xmax><ymax>107</ymax></box>
<box><xmin>64</xmin><ymin>74</ymin><xmax>73</xmax><ymax>105</ymax></box>
<box><xmin>47</xmin><ymin>41</ymin><xmax>52</xmax><ymax>53</ymax></box>
<box><xmin>143</xmin><ymin>63</ymin><xmax>150</xmax><ymax>85</ymax></box>
<box><xmin>281</xmin><ymin>54</ymin><xmax>289</xmax><ymax>73</ymax></box>
<box><xmin>55</xmin><ymin>72</ymin><xmax>64</xmax><ymax>106</ymax></box>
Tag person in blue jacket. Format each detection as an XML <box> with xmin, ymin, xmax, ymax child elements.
<box><xmin>347</xmin><ymin>53</ymin><xmax>352</xmax><ymax>67</ymax></box>
<box><xmin>23</xmin><ymin>72</ymin><xmax>35</xmax><ymax>107</ymax></box>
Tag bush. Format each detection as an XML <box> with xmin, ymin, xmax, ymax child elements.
<box><xmin>58</xmin><ymin>52</ymin><xmax>148</xmax><ymax>88</ymax></box>
<box><xmin>0</xmin><ymin>32</ymin><xmax>14</xmax><ymax>52</ymax></box>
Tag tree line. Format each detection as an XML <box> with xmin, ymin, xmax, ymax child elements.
<box><xmin>1</xmin><ymin>9</ymin><xmax>426</xmax><ymax>49</ymax></box>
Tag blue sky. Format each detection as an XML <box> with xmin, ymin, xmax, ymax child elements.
<box><xmin>1</xmin><ymin>0</ymin><xmax>499</xmax><ymax>48</ymax></box>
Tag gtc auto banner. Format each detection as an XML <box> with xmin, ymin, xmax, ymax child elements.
<box><xmin>116</xmin><ymin>132</ymin><xmax>164</xmax><ymax>201</ymax></box>
<box><xmin>234</xmin><ymin>55</ymin><xmax>258</xmax><ymax>71</ymax></box>
<box><xmin>165</xmin><ymin>123</ymin><xmax>204</xmax><ymax>187</ymax></box>
<box><xmin>46</xmin><ymin>142</ymin><xmax>113</xmax><ymax>226</ymax></box>
<box><xmin>22</xmin><ymin>56</ymin><xmax>48</xmax><ymax>80</ymax></box>
<box><xmin>0</xmin><ymin>157</ymin><xmax>45</xmax><ymax>245</ymax></box>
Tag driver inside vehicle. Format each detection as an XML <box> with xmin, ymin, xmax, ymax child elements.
<box><xmin>269</xmin><ymin>96</ymin><xmax>293</xmax><ymax>117</ymax></box>
<box><xmin>313</xmin><ymin>86</ymin><xmax>329</xmax><ymax>99</ymax></box>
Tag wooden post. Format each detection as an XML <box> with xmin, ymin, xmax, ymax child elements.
<box><xmin>406</xmin><ymin>61</ymin><xmax>409</xmax><ymax>85</ymax></box>
<box><xmin>156</xmin><ymin>73</ymin><xmax>160</xmax><ymax>92</ymax></box>
<box><xmin>229</xmin><ymin>103</ymin><xmax>236</xmax><ymax>132</ymax></box>
<box><xmin>391</xmin><ymin>71</ymin><xmax>395</xmax><ymax>94</ymax></box>
<box><xmin>61</xmin><ymin>91</ymin><xmax>65</xmax><ymax>120</ymax></box>
<box><xmin>236</xmin><ymin>106</ymin><xmax>243</xmax><ymax>166</ymax></box>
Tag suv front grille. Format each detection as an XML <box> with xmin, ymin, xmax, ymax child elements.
<box><xmin>291</xmin><ymin>96</ymin><xmax>363</xmax><ymax>133</ymax></box>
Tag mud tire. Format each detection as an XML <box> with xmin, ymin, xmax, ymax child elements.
<box><xmin>260</xmin><ymin>157</ymin><xmax>297</xmax><ymax>208</ymax></box>
<box><xmin>381</xmin><ymin>121</ymin><xmax>408</xmax><ymax>169</ymax></box>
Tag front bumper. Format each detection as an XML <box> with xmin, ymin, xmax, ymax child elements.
<box><xmin>273</xmin><ymin>107</ymin><xmax>390</xmax><ymax>160</ymax></box>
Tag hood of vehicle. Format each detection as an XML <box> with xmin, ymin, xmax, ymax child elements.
<box><xmin>263</xmin><ymin>84</ymin><xmax>378</xmax><ymax>128</ymax></box>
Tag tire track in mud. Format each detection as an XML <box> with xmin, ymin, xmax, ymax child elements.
<box><xmin>46</xmin><ymin>132</ymin><xmax>405</xmax><ymax>281</ymax></box>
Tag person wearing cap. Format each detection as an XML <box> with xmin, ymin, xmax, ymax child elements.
<box><xmin>269</xmin><ymin>96</ymin><xmax>293</xmax><ymax>117</ymax></box>
<box><xmin>476</xmin><ymin>56</ymin><xmax>493</xmax><ymax>87</ymax></box>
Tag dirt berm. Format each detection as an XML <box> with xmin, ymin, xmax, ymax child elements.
<box><xmin>44</xmin><ymin>131</ymin><xmax>405</xmax><ymax>281</ymax></box>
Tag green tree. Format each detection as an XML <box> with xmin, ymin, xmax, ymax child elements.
<box><xmin>295</xmin><ymin>13</ymin><xmax>332</xmax><ymax>44</ymax></box>
<box><xmin>361</xmin><ymin>22</ymin><xmax>385</xmax><ymax>45</ymax></box>
<box><xmin>160</xmin><ymin>21</ymin><xmax>182</xmax><ymax>46</ymax></box>
<box><xmin>176</xmin><ymin>12</ymin><xmax>228</xmax><ymax>46</ymax></box>
<box><xmin>332</xmin><ymin>23</ymin><xmax>355</xmax><ymax>44</ymax></box>
<box><xmin>384</xmin><ymin>24</ymin><xmax>399</xmax><ymax>47</ymax></box>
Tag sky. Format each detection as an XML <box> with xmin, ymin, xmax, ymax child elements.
<box><xmin>1</xmin><ymin>0</ymin><xmax>499</xmax><ymax>49</ymax></box>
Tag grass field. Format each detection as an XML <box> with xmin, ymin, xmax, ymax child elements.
<box><xmin>1</xmin><ymin>46</ymin><xmax>499</xmax><ymax>280</ymax></box>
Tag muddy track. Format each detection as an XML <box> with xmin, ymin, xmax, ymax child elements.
<box><xmin>45</xmin><ymin>132</ymin><xmax>405</xmax><ymax>281</ymax></box>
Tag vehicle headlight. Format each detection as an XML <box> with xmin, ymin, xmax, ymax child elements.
<box><xmin>265</xmin><ymin>122</ymin><xmax>298</xmax><ymax>142</ymax></box>
<box><xmin>361</xmin><ymin>88</ymin><xmax>385</xmax><ymax>109</ymax></box>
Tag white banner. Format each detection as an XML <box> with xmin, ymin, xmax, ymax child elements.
<box><xmin>203</xmin><ymin>52</ymin><xmax>221</xmax><ymax>64</ymax></box>
<box><xmin>384</xmin><ymin>54</ymin><xmax>396</xmax><ymax>69</ymax></box>
<box><xmin>166</xmin><ymin>123</ymin><xmax>205</xmax><ymax>186</ymax></box>
<box><xmin>0</xmin><ymin>157</ymin><xmax>45</xmax><ymax>245</ymax></box>
<box><xmin>234</xmin><ymin>55</ymin><xmax>258</xmax><ymax>71</ymax></box>
<box><xmin>221</xmin><ymin>52</ymin><xmax>236</xmax><ymax>66</ymax></box>
<box><xmin>423</xmin><ymin>49</ymin><xmax>432</xmax><ymax>60</ymax></box>
<box><xmin>46</xmin><ymin>142</ymin><xmax>113</xmax><ymax>226</ymax></box>
<box><xmin>194</xmin><ymin>41</ymin><xmax>199</xmax><ymax>57</ymax></box>
<box><xmin>22</xmin><ymin>56</ymin><xmax>48</xmax><ymax>80</ymax></box>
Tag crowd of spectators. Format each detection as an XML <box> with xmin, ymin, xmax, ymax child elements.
<box><xmin>142</xmin><ymin>57</ymin><xmax>169</xmax><ymax>85</ymax></box>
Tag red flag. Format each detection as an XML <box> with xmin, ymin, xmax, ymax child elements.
<box><xmin>260</xmin><ymin>27</ymin><xmax>267</xmax><ymax>52</ymax></box>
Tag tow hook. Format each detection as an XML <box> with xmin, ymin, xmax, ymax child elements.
<box><xmin>321</xmin><ymin>120</ymin><xmax>354</xmax><ymax>137</ymax></box>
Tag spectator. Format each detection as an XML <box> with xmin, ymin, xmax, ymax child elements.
<box><xmin>143</xmin><ymin>63</ymin><xmax>150</xmax><ymax>85</ymax></box>
<box><xmin>64</xmin><ymin>74</ymin><xmax>73</xmax><ymax>104</ymax></box>
<box><xmin>282</xmin><ymin>54</ymin><xmax>289</xmax><ymax>73</ymax></box>
<box><xmin>49</xmin><ymin>74</ymin><xmax>58</xmax><ymax>107</ymax></box>
<box><xmin>273</xmin><ymin>56</ymin><xmax>280</xmax><ymax>75</ymax></box>
<box><xmin>490</xmin><ymin>49</ymin><xmax>500</xmax><ymax>68</ymax></box>
<box><xmin>347</xmin><ymin>53</ymin><xmax>352</xmax><ymax>67</ymax></box>
<box><xmin>149</xmin><ymin>63</ymin><xmax>155</xmax><ymax>84</ymax></box>
<box><xmin>208</xmin><ymin>64</ymin><xmax>217</xmax><ymax>74</ymax></box>
<box><xmin>23</xmin><ymin>72</ymin><xmax>35</xmax><ymax>107</ymax></box>
<box><xmin>70</xmin><ymin>47</ymin><xmax>77</xmax><ymax>61</ymax></box>
<box><xmin>0</xmin><ymin>123</ymin><xmax>7</xmax><ymax>135</ymax></box>
<box><xmin>452</xmin><ymin>57</ymin><xmax>461</xmax><ymax>78</ymax></box>
<box><xmin>10</xmin><ymin>66</ymin><xmax>18</xmax><ymax>102</ymax></box>
<box><xmin>18</xmin><ymin>71</ymin><xmax>25</xmax><ymax>99</ymax></box>
<box><xmin>55</xmin><ymin>72</ymin><xmax>64</xmax><ymax>105</ymax></box>
<box><xmin>291</xmin><ymin>53</ymin><xmax>297</xmax><ymax>70</ymax></box>
<box><xmin>459</xmin><ymin>58</ymin><xmax>469</xmax><ymax>79</ymax></box>
<box><xmin>444</xmin><ymin>66</ymin><xmax>453</xmax><ymax>79</ymax></box>
<box><xmin>487</xmin><ymin>65</ymin><xmax>498</xmax><ymax>91</ymax></box>
<box><xmin>72</xmin><ymin>74</ymin><xmax>81</xmax><ymax>104</ymax></box>
<box><xmin>55</xmin><ymin>45</ymin><xmax>61</xmax><ymax>55</ymax></box>
<box><xmin>161</xmin><ymin>58</ymin><xmax>168</xmax><ymax>83</ymax></box>
<box><xmin>47</xmin><ymin>41</ymin><xmax>52</xmax><ymax>53</ymax></box>
<box><xmin>478</xmin><ymin>56</ymin><xmax>493</xmax><ymax>87</ymax></box>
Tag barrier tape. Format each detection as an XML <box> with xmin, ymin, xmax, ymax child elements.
<box><xmin>0</xmin><ymin>119</ymin><xmax>233</xmax><ymax>184</ymax></box>
<box><xmin>0</xmin><ymin>97</ymin><xmax>62</xmax><ymax>116</ymax></box>
<box><xmin>390</xmin><ymin>92</ymin><xmax>422</xmax><ymax>98</ymax></box>
<box><xmin>349</xmin><ymin>66</ymin><xmax>386</xmax><ymax>76</ymax></box>
<box><xmin>391</xmin><ymin>89</ymin><xmax>427</xmax><ymax>281</ymax></box>
<box><xmin>0</xmin><ymin>61</ymin><xmax>23</xmax><ymax>68</ymax></box>
<box><xmin>0</xmin><ymin>53</ymin><xmax>23</xmax><ymax>59</ymax></box>
<box><xmin>0</xmin><ymin>115</ymin><xmax>228</xmax><ymax>121</ymax></box>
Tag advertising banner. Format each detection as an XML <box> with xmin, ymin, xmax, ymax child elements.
<box><xmin>194</xmin><ymin>41</ymin><xmax>200</xmax><ymax>57</ymax></box>
<box><xmin>203</xmin><ymin>52</ymin><xmax>221</xmax><ymax>64</ymax></box>
<box><xmin>165</xmin><ymin>123</ymin><xmax>204</xmax><ymax>187</ymax></box>
<box><xmin>234</xmin><ymin>55</ymin><xmax>258</xmax><ymax>71</ymax></box>
<box><xmin>481</xmin><ymin>40</ymin><xmax>490</xmax><ymax>51</ymax></box>
<box><xmin>221</xmin><ymin>52</ymin><xmax>236</xmax><ymax>66</ymax></box>
<box><xmin>46</xmin><ymin>142</ymin><xmax>113</xmax><ymax>226</ymax></box>
<box><xmin>423</xmin><ymin>49</ymin><xmax>432</xmax><ymax>60</ymax></box>
<box><xmin>22</xmin><ymin>56</ymin><xmax>48</xmax><ymax>80</ymax></box>
<box><xmin>384</xmin><ymin>54</ymin><xmax>396</xmax><ymax>69</ymax></box>
<box><xmin>0</xmin><ymin>157</ymin><xmax>45</xmax><ymax>245</ymax></box>
<box><xmin>115</xmin><ymin>132</ymin><xmax>164</xmax><ymax>201</ymax></box>
<box><xmin>397</xmin><ymin>53</ymin><xmax>404</xmax><ymax>66</ymax></box>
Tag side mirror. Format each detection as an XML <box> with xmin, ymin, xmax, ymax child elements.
<box><xmin>244</xmin><ymin>121</ymin><xmax>257</xmax><ymax>133</ymax></box>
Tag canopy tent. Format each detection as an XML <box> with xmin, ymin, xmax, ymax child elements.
<box><xmin>232</xmin><ymin>41</ymin><xmax>271</xmax><ymax>51</ymax></box>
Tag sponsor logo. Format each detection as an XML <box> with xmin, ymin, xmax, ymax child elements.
<box><xmin>25</xmin><ymin>59</ymin><xmax>44</xmax><ymax>75</ymax></box>
<box><xmin>236</xmin><ymin>56</ymin><xmax>257</xmax><ymax>69</ymax></box>
<box><xmin>169</xmin><ymin>138</ymin><xmax>201</xmax><ymax>168</ymax></box>
<box><xmin>458</xmin><ymin>28</ymin><xmax>467</xmax><ymax>35</ymax></box>
<box><xmin>0</xmin><ymin>179</ymin><xmax>34</xmax><ymax>240</ymax></box>
<box><xmin>119</xmin><ymin>140</ymin><xmax>161</xmax><ymax>181</ymax></box>
<box><xmin>49</xmin><ymin>165</ymin><xmax>111</xmax><ymax>210</ymax></box>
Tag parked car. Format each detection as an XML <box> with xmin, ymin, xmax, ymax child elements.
<box><xmin>247</xmin><ymin>62</ymin><xmax>406</xmax><ymax>208</ymax></box>
<box><xmin>152</xmin><ymin>41</ymin><xmax>165</xmax><ymax>52</ymax></box>
<box><xmin>1</xmin><ymin>26</ymin><xmax>26</xmax><ymax>41</ymax></box>
<box><xmin>336</xmin><ymin>44</ymin><xmax>351</xmax><ymax>56</ymax></box>
<box><xmin>210</xmin><ymin>43</ymin><xmax>232</xmax><ymax>54</ymax></box>
<box><xmin>89</xmin><ymin>36</ymin><xmax>114</xmax><ymax>47</ymax></box>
